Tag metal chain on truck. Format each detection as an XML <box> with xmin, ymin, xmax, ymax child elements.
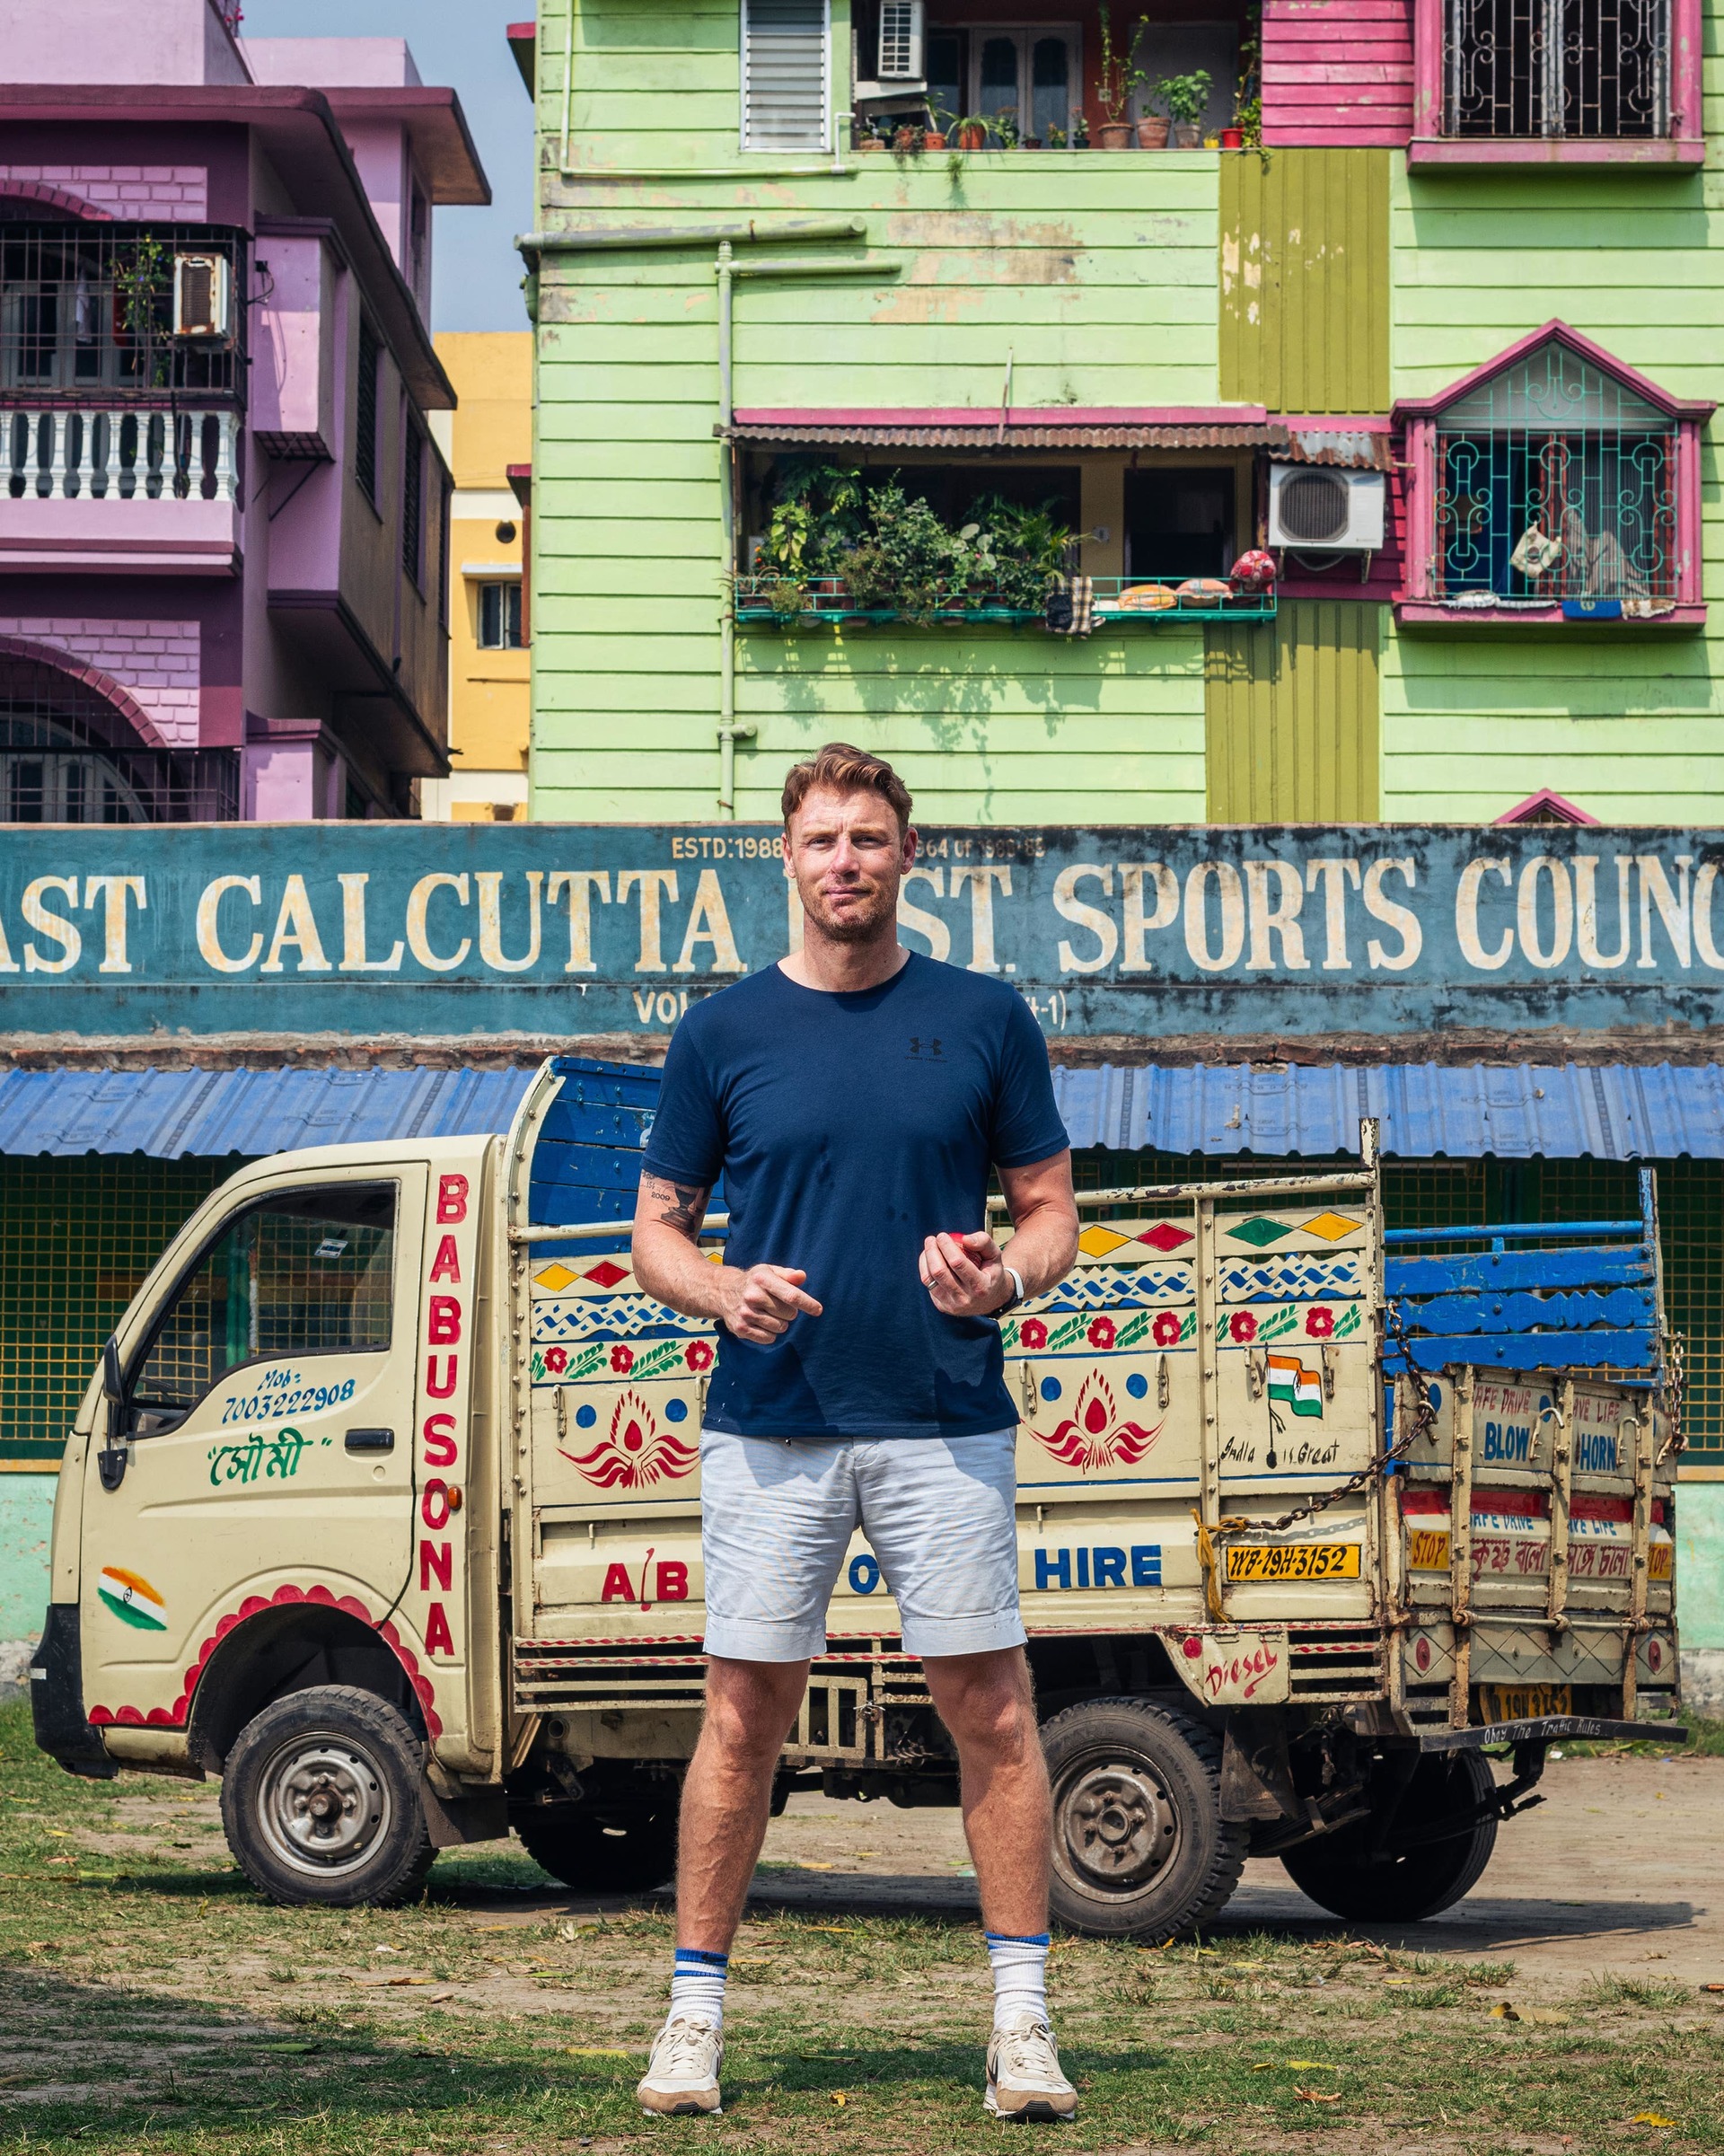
<box><xmin>1657</xmin><ymin>1328</ymin><xmax>1685</xmax><ymax>1466</ymax></box>
<box><xmin>1195</xmin><ymin>1298</ymin><xmax>1442</xmax><ymax>1615</ymax></box>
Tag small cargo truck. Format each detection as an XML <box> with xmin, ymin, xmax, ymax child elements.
<box><xmin>32</xmin><ymin>1055</ymin><xmax>1684</xmax><ymax>1935</ymax></box>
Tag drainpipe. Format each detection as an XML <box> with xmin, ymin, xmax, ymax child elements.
<box><xmin>516</xmin><ymin>218</ymin><xmax>866</xmax><ymax>266</ymax></box>
<box><xmin>716</xmin><ymin>241</ymin><xmax>752</xmax><ymax>814</ymax></box>
<box><xmin>714</xmin><ymin>249</ymin><xmax>902</xmax><ymax>817</ymax></box>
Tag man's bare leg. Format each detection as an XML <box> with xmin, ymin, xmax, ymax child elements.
<box><xmin>923</xmin><ymin>1646</ymin><xmax>1074</xmax><ymax>2121</ymax></box>
<box><xmin>676</xmin><ymin>1654</ymin><xmax>810</xmax><ymax>1948</ymax></box>
<box><xmin>923</xmin><ymin>1646</ymin><xmax>1051</xmax><ymax>1931</ymax></box>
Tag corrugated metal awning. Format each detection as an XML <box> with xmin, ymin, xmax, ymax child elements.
<box><xmin>726</xmin><ymin>421</ymin><xmax>1283</xmax><ymax>450</ymax></box>
<box><xmin>1050</xmin><ymin>1062</ymin><xmax>1724</xmax><ymax>1159</ymax></box>
<box><xmin>0</xmin><ymin>1067</ymin><xmax>535</xmax><ymax>1159</ymax></box>
<box><xmin>2</xmin><ymin>1061</ymin><xmax>1718</xmax><ymax>1162</ymax></box>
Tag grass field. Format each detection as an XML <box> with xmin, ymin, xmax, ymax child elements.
<box><xmin>3</xmin><ymin>1697</ymin><xmax>1722</xmax><ymax>2155</ymax></box>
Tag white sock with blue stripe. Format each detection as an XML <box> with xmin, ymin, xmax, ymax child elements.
<box><xmin>985</xmin><ymin>1931</ymin><xmax>1051</xmax><ymax>2028</ymax></box>
<box><xmin>669</xmin><ymin>1947</ymin><xmax>729</xmax><ymax>2028</ymax></box>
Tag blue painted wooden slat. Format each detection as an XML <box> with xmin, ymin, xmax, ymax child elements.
<box><xmin>1386</xmin><ymin>1247</ymin><xmax>1653</xmax><ymax>1295</ymax></box>
<box><xmin>1402</xmin><ymin>1328</ymin><xmax>1656</xmax><ymax>1370</ymax></box>
<box><xmin>1398</xmin><ymin>1286</ymin><xmax>1654</xmax><ymax>1336</ymax></box>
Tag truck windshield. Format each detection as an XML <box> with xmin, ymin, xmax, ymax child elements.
<box><xmin>129</xmin><ymin>1184</ymin><xmax>395</xmax><ymax>1418</ymax></box>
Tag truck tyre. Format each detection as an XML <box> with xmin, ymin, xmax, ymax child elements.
<box><xmin>1041</xmin><ymin>1695</ymin><xmax>1246</xmax><ymax>1940</ymax></box>
<box><xmin>1280</xmin><ymin>1750</ymin><xmax>1499</xmax><ymax>1923</ymax></box>
<box><xmin>513</xmin><ymin>1802</ymin><xmax>679</xmax><ymax>1894</ymax></box>
<box><xmin>220</xmin><ymin>1685</ymin><xmax>435</xmax><ymax>1908</ymax></box>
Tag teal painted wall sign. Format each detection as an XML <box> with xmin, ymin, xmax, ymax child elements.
<box><xmin>1</xmin><ymin>823</ymin><xmax>1720</xmax><ymax>1042</ymax></box>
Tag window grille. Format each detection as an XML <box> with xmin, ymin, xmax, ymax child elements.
<box><xmin>356</xmin><ymin>314</ymin><xmax>380</xmax><ymax>506</ymax></box>
<box><xmin>1432</xmin><ymin>348</ymin><xmax>1676</xmax><ymax>606</ymax></box>
<box><xmin>0</xmin><ymin>660</ymin><xmax>239</xmax><ymax>822</ymax></box>
<box><xmin>0</xmin><ymin>223</ymin><xmax>242</xmax><ymax>400</ymax></box>
<box><xmin>479</xmin><ymin>580</ymin><xmax>524</xmax><ymax>648</ymax></box>
<box><xmin>402</xmin><ymin>415</ymin><xmax>425</xmax><ymax>584</ymax></box>
<box><xmin>0</xmin><ymin>1157</ymin><xmax>237</xmax><ymax>1465</ymax></box>
<box><xmin>1445</xmin><ymin>0</ymin><xmax>1670</xmax><ymax>136</ymax></box>
<box><xmin>743</xmin><ymin>0</ymin><xmax>829</xmax><ymax>148</ymax></box>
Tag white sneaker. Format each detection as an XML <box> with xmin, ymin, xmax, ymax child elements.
<box><xmin>985</xmin><ymin>2013</ymin><xmax>1078</xmax><ymax>2122</ymax></box>
<box><xmin>637</xmin><ymin>2014</ymin><xmax>724</xmax><ymax>2116</ymax></box>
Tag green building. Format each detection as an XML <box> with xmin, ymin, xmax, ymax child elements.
<box><xmin>512</xmin><ymin>0</ymin><xmax>1724</xmax><ymax>1691</ymax></box>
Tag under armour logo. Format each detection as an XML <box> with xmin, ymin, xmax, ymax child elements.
<box><xmin>908</xmin><ymin>1036</ymin><xmax>945</xmax><ymax>1060</ymax></box>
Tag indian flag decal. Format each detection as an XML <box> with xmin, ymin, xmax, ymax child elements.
<box><xmin>98</xmin><ymin>1566</ymin><xmax>168</xmax><ymax>1632</ymax></box>
<box><xmin>1266</xmin><ymin>1354</ymin><xmax>1324</xmax><ymax>1419</ymax></box>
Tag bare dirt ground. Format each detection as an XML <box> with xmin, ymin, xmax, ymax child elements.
<box><xmin>467</xmin><ymin>1753</ymin><xmax>1724</xmax><ymax>1989</ymax></box>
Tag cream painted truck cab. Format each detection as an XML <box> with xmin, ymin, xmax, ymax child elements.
<box><xmin>33</xmin><ymin>1056</ymin><xmax>1684</xmax><ymax>1932</ymax></box>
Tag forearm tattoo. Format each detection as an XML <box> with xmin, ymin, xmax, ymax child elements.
<box><xmin>642</xmin><ymin>1174</ymin><xmax>710</xmax><ymax>1236</ymax></box>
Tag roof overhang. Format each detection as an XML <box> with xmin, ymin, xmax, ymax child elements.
<box><xmin>1394</xmin><ymin>319</ymin><xmax>1717</xmax><ymax>425</ymax></box>
<box><xmin>506</xmin><ymin>22</ymin><xmax>536</xmax><ymax>94</ymax></box>
<box><xmin>321</xmin><ymin>86</ymin><xmax>491</xmax><ymax>205</ymax></box>
<box><xmin>0</xmin><ymin>84</ymin><xmax>458</xmax><ymax>409</ymax></box>
<box><xmin>726</xmin><ymin>407</ymin><xmax>1392</xmax><ymax>463</ymax></box>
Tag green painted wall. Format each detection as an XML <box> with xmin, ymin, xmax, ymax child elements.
<box><xmin>1383</xmin><ymin>160</ymin><xmax>1724</xmax><ymax>820</ymax></box>
<box><xmin>1206</xmin><ymin>599</ymin><xmax>1380</xmax><ymax>819</ymax></box>
<box><xmin>530</xmin><ymin>0</ymin><xmax>1225</xmax><ymax>823</ymax></box>
<box><xmin>1219</xmin><ymin>148</ymin><xmax>1390</xmax><ymax>413</ymax></box>
<box><xmin>1679</xmin><ymin>1483</ymin><xmax>1724</xmax><ymax>1651</ymax></box>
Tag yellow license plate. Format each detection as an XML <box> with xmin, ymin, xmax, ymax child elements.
<box><xmin>1479</xmin><ymin>1682</ymin><xmax>1572</xmax><ymax>1722</ymax></box>
<box><xmin>1225</xmin><ymin>1541</ymin><xmax>1360</xmax><ymax>1583</ymax></box>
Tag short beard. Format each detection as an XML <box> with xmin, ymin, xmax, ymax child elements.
<box><xmin>799</xmin><ymin>880</ymin><xmax>898</xmax><ymax>945</ymax></box>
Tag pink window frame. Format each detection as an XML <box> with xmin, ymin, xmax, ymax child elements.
<box><xmin>1393</xmin><ymin>321</ymin><xmax>1712</xmax><ymax>628</ymax></box>
<box><xmin>1410</xmin><ymin>0</ymin><xmax>1703</xmax><ymax>163</ymax></box>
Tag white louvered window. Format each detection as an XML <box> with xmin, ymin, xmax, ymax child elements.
<box><xmin>743</xmin><ymin>0</ymin><xmax>829</xmax><ymax>149</ymax></box>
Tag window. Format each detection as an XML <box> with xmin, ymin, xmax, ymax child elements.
<box><xmin>924</xmin><ymin>25</ymin><xmax>1080</xmax><ymax>141</ymax></box>
<box><xmin>1396</xmin><ymin>326</ymin><xmax>1711</xmax><ymax>623</ymax></box>
<box><xmin>128</xmin><ymin>1184</ymin><xmax>395</xmax><ymax>1427</ymax></box>
<box><xmin>1445</xmin><ymin>0</ymin><xmax>1668</xmax><ymax>136</ymax></box>
<box><xmin>1</xmin><ymin>224</ymin><xmax>242</xmax><ymax>398</ymax></box>
<box><xmin>438</xmin><ymin>477</ymin><xmax>452</xmax><ymax>628</ymax></box>
<box><xmin>355</xmin><ymin>314</ymin><xmax>380</xmax><ymax>507</ymax></box>
<box><xmin>479</xmin><ymin>580</ymin><xmax>524</xmax><ymax>649</ymax></box>
<box><xmin>402</xmin><ymin>415</ymin><xmax>425</xmax><ymax>585</ymax></box>
<box><xmin>743</xmin><ymin>0</ymin><xmax>829</xmax><ymax>148</ymax></box>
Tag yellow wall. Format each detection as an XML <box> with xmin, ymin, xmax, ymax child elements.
<box><xmin>431</xmin><ymin>331</ymin><xmax>532</xmax><ymax>816</ymax></box>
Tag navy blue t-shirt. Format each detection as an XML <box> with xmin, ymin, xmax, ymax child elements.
<box><xmin>640</xmin><ymin>954</ymin><xmax>1069</xmax><ymax>1439</ymax></box>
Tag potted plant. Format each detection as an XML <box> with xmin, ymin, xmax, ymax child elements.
<box><xmin>1136</xmin><ymin>97</ymin><xmax>1169</xmax><ymax>149</ymax></box>
<box><xmin>1046</xmin><ymin>121</ymin><xmax>1068</xmax><ymax>147</ymax></box>
<box><xmin>1095</xmin><ymin>6</ymin><xmax>1149</xmax><ymax>148</ymax></box>
<box><xmin>955</xmin><ymin>112</ymin><xmax>989</xmax><ymax>151</ymax></box>
<box><xmin>1155</xmin><ymin>68</ymin><xmax>1212</xmax><ymax>146</ymax></box>
<box><xmin>925</xmin><ymin>126</ymin><xmax>947</xmax><ymax>148</ymax></box>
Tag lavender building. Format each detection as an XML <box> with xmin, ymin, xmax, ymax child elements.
<box><xmin>0</xmin><ymin>0</ymin><xmax>488</xmax><ymax>820</ymax></box>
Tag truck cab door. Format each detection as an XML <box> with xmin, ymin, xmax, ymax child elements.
<box><xmin>82</xmin><ymin>1168</ymin><xmax>427</xmax><ymax>1731</ymax></box>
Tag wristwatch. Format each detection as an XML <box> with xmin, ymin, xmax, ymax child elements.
<box><xmin>994</xmin><ymin>1265</ymin><xmax>1025</xmax><ymax>1318</ymax></box>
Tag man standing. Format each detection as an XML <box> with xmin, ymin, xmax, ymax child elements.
<box><xmin>629</xmin><ymin>743</ymin><xmax>1080</xmax><ymax>2122</ymax></box>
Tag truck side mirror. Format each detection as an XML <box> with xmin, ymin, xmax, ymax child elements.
<box><xmin>98</xmin><ymin>1337</ymin><xmax>128</xmax><ymax>1492</ymax></box>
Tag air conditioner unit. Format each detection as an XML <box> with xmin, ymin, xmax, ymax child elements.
<box><xmin>876</xmin><ymin>0</ymin><xmax>925</xmax><ymax>78</ymax></box>
<box><xmin>1268</xmin><ymin>464</ymin><xmax>1385</xmax><ymax>552</ymax></box>
<box><xmin>172</xmin><ymin>252</ymin><xmax>231</xmax><ymax>339</ymax></box>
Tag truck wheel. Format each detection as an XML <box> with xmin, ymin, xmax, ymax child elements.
<box><xmin>514</xmin><ymin>1802</ymin><xmax>679</xmax><ymax>1894</ymax></box>
<box><xmin>1280</xmin><ymin>1751</ymin><xmax>1499</xmax><ymax>1923</ymax></box>
<box><xmin>1041</xmin><ymin>1696</ymin><xmax>1246</xmax><ymax>1940</ymax></box>
<box><xmin>221</xmin><ymin>1685</ymin><xmax>435</xmax><ymax>1908</ymax></box>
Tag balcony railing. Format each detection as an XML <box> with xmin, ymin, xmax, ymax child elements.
<box><xmin>734</xmin><ymin>574</ymin><xmax>1277</xmax><ymax>625</ymax></box>
<box><xmin>0</xmin><ymin>746</ymin><xmax>240</xmax><ymax>824</ymax></box>
<box><xmin>4</xmin><ymin>406</ymin><xmax>240</xmax><ymax>503</ymax></box>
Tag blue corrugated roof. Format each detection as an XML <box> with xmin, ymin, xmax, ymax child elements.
<box><xmin>0</xmin><ymin>1067</ymin><xmax>535</xmax><ymax>1158</ymax></box>
<box><xmin>0</xmin><ymin>1060</ymin><xmax>1720</xmax><ymax>1161</ymax></box>
<box><xmin>1049</xmin><ymin>1061</ymin><xmax>1724</xmax><ymax>1158</ymax></box>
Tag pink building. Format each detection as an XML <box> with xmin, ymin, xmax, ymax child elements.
<box><xmin>0</xmin><ymin>0</ymin><xmax>488</xmax><ymax>819</ymax></box>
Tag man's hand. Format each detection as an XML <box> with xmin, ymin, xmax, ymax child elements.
<box><xmin>717</xmin><ymin>1263</ymin><xmax>823</xmax><ymax>1343</ymax></box>
<box><xmin>919</xmin><ymin>1230</ymin><xmax>1011</xmax><ymax>1319</ymax></box>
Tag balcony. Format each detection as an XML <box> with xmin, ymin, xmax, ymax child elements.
<box><xmin>735</xmin><ymin>574</ymin><xmax>1276</xmax><ymax>626</ymax></box>
<box><xmin>1</xmin><ymin>405</ymin><xmax>242</xmax><ymax>575</ymax></box>
<box><xmin>0</xmin><ymin>742</ymin><xmax>239</xmax><ymax>823</ymax></box>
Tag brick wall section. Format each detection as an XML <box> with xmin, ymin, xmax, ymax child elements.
<box><xmin>1262</xmin><ymin>0</ymin><xmax>1415</xmax><ymax>145</ymax></box>
<box><xmin>0</xmin><ymin>619</ymin><xmax>201</xmax><ymax>746</ymax></box>
<box><xmin>0</xmin><ymin>166</ymin><xmax>208</xmax><ymax>220</ymax></box>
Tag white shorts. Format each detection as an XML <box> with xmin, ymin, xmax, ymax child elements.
<box><xmin>699</xmin><ymin>1426</ymin><xmax>1025</xmax><ymax>1663</ymax></box>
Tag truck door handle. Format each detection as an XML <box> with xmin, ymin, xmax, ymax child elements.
<box><xmin>344</xmin><ymin>1428</ymin><xmax>395</xmax><ymax>1454</ymax></box>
